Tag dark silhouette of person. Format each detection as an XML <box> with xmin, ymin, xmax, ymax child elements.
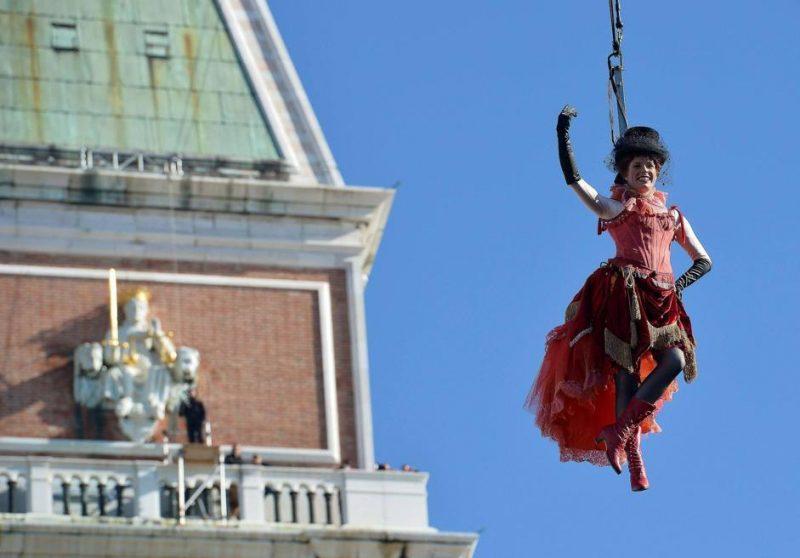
<box><xmin>224</xmin><ymin>443</ymin><xmax>244</xmax><ymax>465</ymax></box>
<box><xmin>179</xmin><ymin>388</ymin><xmax>206</xmax><ymax>443</ymax></box>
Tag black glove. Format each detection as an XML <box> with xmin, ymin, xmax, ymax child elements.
<box><xmin>556</xmin><ymin>105</ymin><xmax>581</xmax><ymax>185</ymax></box>
<box><xmin>675</xmin><ymin>257</ymin><xmax>712</xmax><ymax>297</ymax></box>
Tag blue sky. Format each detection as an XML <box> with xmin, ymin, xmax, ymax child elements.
<box><xmin>271</xmin><ymin>2</ymin><xmax>799</xmax><ymax>556</ymax></box>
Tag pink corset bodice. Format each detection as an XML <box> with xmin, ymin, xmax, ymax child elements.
<box><xmin>599</xmin><ymin>189</ymin><xmax>682</xmax><ymax>280</ymax></box>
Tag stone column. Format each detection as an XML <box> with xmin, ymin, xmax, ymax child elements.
<box><xmin>26</xmin><ymin>459</ymin><xmax>52</xmax><ymax>515</ymax></box>
<box><xmin>237</xmin><ymin>466</ymin><xmax>265</xmax><ymax>522</ymax></box>
<box><xmin>345</xmin><ymin>257</ymin><xmax>376</xmax><ymax>470</ymax></box>
<box><xmin>340</xmin><ymin>470</ymin><xmax>430</xmax><ymax>530</ymax></box>
<box><xmin>133</xmin><ymin>461</ymin><xmax>161</xmax><ymax>519</ymax></box>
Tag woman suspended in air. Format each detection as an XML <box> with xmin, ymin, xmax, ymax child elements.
<box><xmin>525</xmin><ymin>106</ymin><xmax>712</xmax><ymax>491</ymax></box>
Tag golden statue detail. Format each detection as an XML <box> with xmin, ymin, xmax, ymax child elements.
<box><xmin>74</xmin><ymin>273</ymin><xmax>199</xmax><ymax>443</ymax></box>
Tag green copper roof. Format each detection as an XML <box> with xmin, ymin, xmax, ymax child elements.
<box><xmin>0</xmin><ymin>0</ymin><xmax>282</xmax><ymax>161</ymax></box>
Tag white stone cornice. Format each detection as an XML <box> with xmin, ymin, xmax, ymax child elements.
<box><xmin>0</xmin><ymin>164</ymin><xmax>394</xmax><ymax>276</ymax></box>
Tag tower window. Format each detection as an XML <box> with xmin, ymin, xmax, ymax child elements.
<box><xmin>51</xmin><ymin>22</ymin><xmax>79</xmax><ymax>51</ymax></box>
<box><xmin>144</xmin><ymin>29</ymin><xmax>170</xmax><ymax>58</ymax></box>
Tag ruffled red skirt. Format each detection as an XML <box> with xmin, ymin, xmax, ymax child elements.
<box><xmin>525</xmin><ymin>260</ymin><xmax>697</xmax><ymax>465</ymax></box>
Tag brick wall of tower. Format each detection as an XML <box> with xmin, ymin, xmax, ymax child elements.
<box><xmin>0</xmin><ymin>252</ymin><xmax>357</xmax><ymax>466</ymax></box>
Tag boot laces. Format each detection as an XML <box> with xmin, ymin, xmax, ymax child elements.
<box><xmin>626</xmin><ymin>431</ymin><xmax>645</xmax><ymax>473</ymax></box>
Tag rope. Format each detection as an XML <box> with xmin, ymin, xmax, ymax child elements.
<box><xmin>171</xmin><ymin>0</ymin><xmax>217</xmax><ymax>153</ymax></box>
<box><xmin>165</xmin><ymin>0</ymin><xmax>224</xmax><ymax>346</ymax></box>
<box><xmin>163</xmin><ymin>1</ymin><xmax>223</xmax><ymax>434</ymax></box>
<box><xmin>607</xmin><ymin>0</ymin><xmax>629</xmax><ymax>144</ymax></box>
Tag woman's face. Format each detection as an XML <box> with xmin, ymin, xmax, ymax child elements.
<box><xmin>623</xmin><ymin>156</ymin><xmax>659</xmax><ymax>194</ymax></box>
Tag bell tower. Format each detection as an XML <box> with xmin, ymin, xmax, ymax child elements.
<box><xmin>0</xmin><ymin>1</ymin><xmax>477</xmax><ymax>556</ymax></box>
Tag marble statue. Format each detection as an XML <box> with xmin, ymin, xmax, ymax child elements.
<box><xmin>73</xmin><ymin>285</ymin><xmax>200</xmax><ymax>443</ymax></box>
<box><xmin>166</xmin><ymin>346</ymin><xmax>200</xmax><ymax>414</ymax></box>
<box><xmin>73</xmin><ymin>341</ymin><xmax>124</xmax><ymax>409</ymax></box>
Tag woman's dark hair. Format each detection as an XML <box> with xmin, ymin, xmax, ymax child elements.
<box><xmin>614</xmin><ymin>153</ymin><xmax>663</xmax><ymax>175</ymax></box>
<box><xmin>607</xmin><ymin>126</ymin><xmax>671</xmax><ymax>183</ymax></box>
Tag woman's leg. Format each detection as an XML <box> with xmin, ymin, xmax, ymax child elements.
<box><xmin>625</xmin><ymin>347</ymin><xmax>685</xmax><ymax>491</ymax></box>
<box><xmin>615</xmin><ymin>370</ymin><xmax>639</xmax><ymax>418</ymax></box>
<box><xmin>600</xmin><ymin>371</ymin><xmax>642</xmax><ymax>474</ymax></box>
<box><xmin>635</xmin><ymin>347</ymin><xmax>686</xmax><ymax>403</ymax></box>
<box><xmin>599</xmin><ymin>348</ymin><xmax>684</xmax><ymax>475</ymax></box>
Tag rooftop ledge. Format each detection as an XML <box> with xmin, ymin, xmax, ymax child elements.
<box><xmin>0</xmin><ymin>163</ymin><xmax>395</xmax><ymax>276</ymax></box>
<box><xmin>0</xmin><ymin>515</ymin><xmax>478</xmax><ymax>558</ymax></box>
<box><xmin>0</xmin><ymin>163</ymin><xmax>394</xmax><ymax>222</ymax></box>
<box><xmin>0</xmin><ymin>143</ymin><xmax>292</xmax><ymax>181</ymax></box>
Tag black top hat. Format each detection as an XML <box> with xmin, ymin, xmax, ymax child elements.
<box><xmin>613</xmin><ymin>126</ymin><xmax>669</xmax><ymax>171</ymax></box>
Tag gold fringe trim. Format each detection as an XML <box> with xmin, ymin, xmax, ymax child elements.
<box><xmin>682</xmin><ymin>331</ymin><xmax>698</xmax><ymax>383</ymax></box>
<box><xmin>647</xmin><ymin>321</ymin><xmax>684</xmax><ymax>350</ymax></box>
<box><xmin>605</xmin><ymin>322</ymin><xmax>698</xmax><ymax>382</ymax></box>
<box><xmin>646</xmin><ymin>321</ymin><xmax>698</xmax><ymax>382</ymax></box>
<box><xmin>604</xmin><ymin>327</ymin><xmax>634</xmax><ymax>372</ymax></box>
<box><xmin>564</xmin><ymin>301</ymin><xmax>579</xmax><ymax>322</ymax></box>
<box><xmin>622</xmin><ymin>267</ymin><xmax>642</xmax><ymax>320</ymax></box>
<box><xmin>630</xmin><ymin>291</ymin><xmax>642</xmax><ymax>320</ymax></box>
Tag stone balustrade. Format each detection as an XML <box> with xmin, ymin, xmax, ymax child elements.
<box><xmin>0</xmin><ymin>438</ymin><xmax>430</xmax><ymax>531</ymax></box>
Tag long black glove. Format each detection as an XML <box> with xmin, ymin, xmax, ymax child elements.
<box><xmin>557</xmin><ymin>105</ymin><xmax>581</xmax><ymax>185</ymax></box>
<box><xmin>675</xmin><ymin>257</ymin><xmax>712</xmax><ymax>296</ymax></box>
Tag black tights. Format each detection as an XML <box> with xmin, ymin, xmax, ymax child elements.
<box><xmin>614</xmin><ymin>347</ymin><xmax>686</xmax><ymax>417</ymax></box>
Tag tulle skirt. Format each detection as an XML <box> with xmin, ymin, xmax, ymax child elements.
<box><xmin>525</xmin><ymin>260</ymin><xmax>697</xmax><ymax>465</ymax></box>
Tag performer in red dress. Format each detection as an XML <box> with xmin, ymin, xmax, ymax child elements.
<box><xmin>525</xmin><ymin>106</ymin><xmax>712</xmax><ymax>491</ymax></box>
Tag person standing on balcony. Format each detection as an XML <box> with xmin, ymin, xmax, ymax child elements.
<box><xmin>224</xmin><ymin>443</ymin><xmax>244</xmax><ymax>465</ymax></box>
<box><xmin>525</xmin><ymin>106</ymin><xmax>712</xmax><ymax>491</ymax></box>
<box><xmin>179</xmin><ymin>388</ymin><xmax>206</xmax><ymax>444</ymax></box>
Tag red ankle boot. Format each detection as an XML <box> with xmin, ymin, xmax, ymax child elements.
<box><xmin>595</xmin><ymin>397</ymin><xmax>656</xmax><ymax>474</ymax></box>
<box><xmin>626</xmin><ymin>426</ymin><xmax>649</xmax><ymax>491</ymax></box>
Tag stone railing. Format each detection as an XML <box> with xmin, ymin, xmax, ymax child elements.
<box><xmin>0</xmin><ymin>439</ymin><xmax>430</xmax><ymax>531</ymax></box>
<box><xmin>160</xmin><ymin>462</ymin><xmax>346</xmax><ymax>525</ymax></box>
<box><xmin>229</xmin><ymin>465</ymin><xmax>431</xmax><ymax>529</ymax></box>
<box><xmin>0</xmin><ymin>454</ymin><xmax>159</xmax><ymax>519</ymax></box>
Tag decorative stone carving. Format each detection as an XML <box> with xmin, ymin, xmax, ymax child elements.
<box><xmin>73</xmin><ymin>286</ymin><xmax>200</xmax><ymax>443</ymax></box>
<box><xmin>166</xmin><ymin>346</ymin><xmax>200</xmax><ymax>413</ymax></box>
<box><xmin>73</xmin><ymin>342</ymin><xmax>124</xmax><ymax>410</ymax></box>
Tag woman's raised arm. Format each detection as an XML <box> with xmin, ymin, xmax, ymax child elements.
<box><xmin>557</xmin><ymin>105</ymin><xmax>623</xmax><ymax>220</ymax></box>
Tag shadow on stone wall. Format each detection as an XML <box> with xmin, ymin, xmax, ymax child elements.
<box><xmin>26</xmin><ymin>304</ymin><xmax>108</xmax><ymax>359</ymax></box>
<box><xmin>0</xmin><ymin>304</ymin><xmax>124</xmax><ymax>440</ymax></box>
